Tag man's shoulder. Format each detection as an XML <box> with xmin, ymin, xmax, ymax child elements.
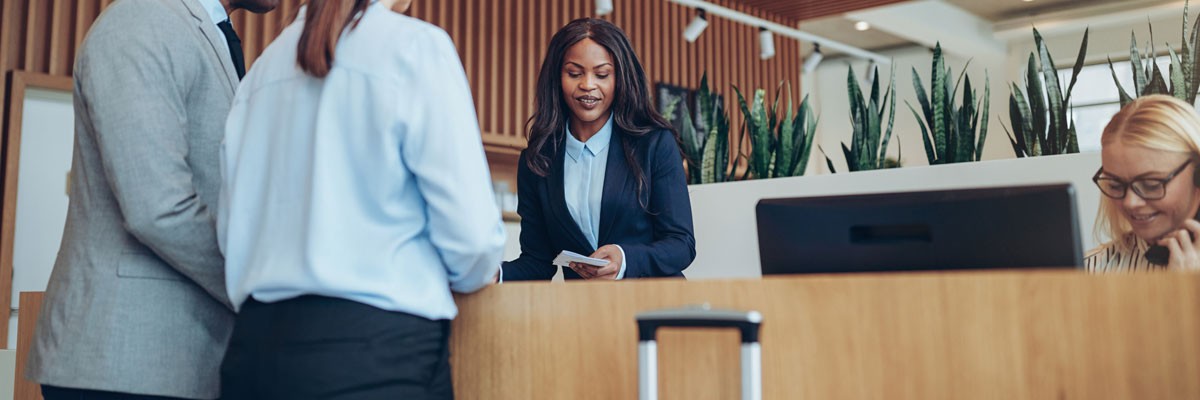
<box><xmin>89</xmin><ymin>0</ymin><xmax>193</xmax><ymax>38</ymax></box>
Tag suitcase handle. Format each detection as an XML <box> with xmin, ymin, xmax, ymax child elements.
<box><xmin>635</xmin><ymin>305</ymin><xmax>763</xmax><ymax>400</ymax></box>
<box><xmin>636</xmin><ymin>305</ymin><xmax>762</xmax><ymax>343</ymax></box>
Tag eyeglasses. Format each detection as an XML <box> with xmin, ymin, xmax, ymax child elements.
<box><xmin>1093</xmin><ymin>160</ymin><xmax>1193</xmax><ymax>200</ymax></box>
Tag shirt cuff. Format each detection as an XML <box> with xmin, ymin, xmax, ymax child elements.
<box><xmin>614</xmin><ymin>245</ymin><xmax>628</xmax><ymax>280</ymax></box>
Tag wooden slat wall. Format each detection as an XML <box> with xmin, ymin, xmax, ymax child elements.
<box><xmin>404</xmin><ymin>0</ymin><xmax>804</xmax><ymax>155</ymax></box>
<box><xmin>3</xmin><ymin>0</ymin><xmax>802</xmax><ymax>173</ymax></box>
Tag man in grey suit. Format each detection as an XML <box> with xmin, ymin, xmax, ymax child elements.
<box><xmin>27</xmin><ymin>0</ymin><xmax>277</xmax><ymax>399</ymax></box>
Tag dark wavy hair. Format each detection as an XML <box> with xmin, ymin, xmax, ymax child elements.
<box><xmin>524</xmin><ymin>18</ymin><xmax>679</xmax><ymax>198</ymax></box>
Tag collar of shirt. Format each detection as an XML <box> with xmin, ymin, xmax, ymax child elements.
<box><xmin>196</xmin><ymin>0</ymin><xmax>229</xmax><ymax>26</ymax></box>
<box><xmin>564</xmin><ymin>115</ymin><xmax>615</xmax><ymax>162</ymax></box>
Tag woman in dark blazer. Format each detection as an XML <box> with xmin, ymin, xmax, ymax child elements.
<box><xmin>502</xmin><ymin>17</ymin><xmax>695</xmax><ymax>281</ymax></box>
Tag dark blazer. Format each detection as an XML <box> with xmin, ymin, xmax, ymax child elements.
<box><xmin>503</xmin><ymin>128</ymin><xmax>696</xmax><ymax>280</ymax></box>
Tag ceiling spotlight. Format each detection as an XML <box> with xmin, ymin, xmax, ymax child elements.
<box><xmin>595</xmin><ymin>0</ymin><xmax>613</xmax><ymax>16</ymax></box>
<box><xmin>759</xmin><ymin>27</ymin><xmax>776</xmax><ymax>60</ymax></box>
<box><xmin>683</xmin><ymin>9</ymin><xmax>709</xmax><ymax>42</ymax></box>
<box><xmin>855</xmin><ymin>21</ymin><xmax>871</xmax><ymax>31</ymax></box>
<box><xmin>803</xmin><ymin>43</ymin><xmax>824</xmax><ymax>73</ymax></box>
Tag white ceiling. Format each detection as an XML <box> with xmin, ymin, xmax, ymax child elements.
<box><xmin>796</xmin><ymin>0</ymin><xmax>1180</xmax><ymax>57</ymax></box>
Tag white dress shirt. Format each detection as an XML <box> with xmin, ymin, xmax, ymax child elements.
<box><xmin>195</xmin><ymin>0</ymin><xmax>230</xmax><ymax>53</ymax></box>
<box><xmin>563</xmin><ymin>117</ymin><xmax>628</xmax><ymax>279</ymax></box>
<box><xmin>219</xmin><ymin>3</ymin><xmax>504</xmax><ymax>320</ymax></box>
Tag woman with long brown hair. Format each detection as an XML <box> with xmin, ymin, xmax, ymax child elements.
<box><xmin>501</xmin><ymin>18</ymin><xmax>696</xmax><ymax>281</ymax></box>
<box><xmin>217</xmin><ymin>0</ymin><xmax>504</xmax><ymax>398</ymax></box>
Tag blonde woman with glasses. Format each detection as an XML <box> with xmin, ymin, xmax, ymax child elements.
<box><xmin>1088</xmin><ymin>95</ymin><xmax>1200</xmax><ymax>272</ymax></box>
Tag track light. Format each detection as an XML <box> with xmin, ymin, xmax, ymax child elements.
<box><xmin>595</xmin><ymin>0</ymin><xmax>613</xmax><ymax>16</ymax></box>
<box><xmin>759</xmin><ymin>27</ymin><xmax>775</xmax><ymax>60</ymax></box>
<box><xmin>803</xmin><ymin>43</ymin><xmax>824</xmax><ymax>73</ymax></box>
<box><xmin>683</xmin><ymin>9</ymin><xmax>709</xmax><ymax>42</ymax></box>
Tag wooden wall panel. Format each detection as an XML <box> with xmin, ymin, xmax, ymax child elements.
<box><xmin>1</xmin><ymin>0</ymin><xmax>811</xmax><ymax>181</ymax></box>
<box><xmin>14</xmin><ymin>292</ymin><xmax>44</xmax><ymax>400</ymax></box>
<box><xmin>379</xmin><ymin>0</ymin><xmax>805</xmax><ymax>166</ymax></box>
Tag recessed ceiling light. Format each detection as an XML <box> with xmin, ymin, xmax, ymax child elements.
<box><xmin>1022</xmin><ymin>0</ymin><xmax>1034</xmax><ymax>2</ymax></box>
<box><xmin>855</xmin><ymin>21</ymin><xmax>870</xmax><ymax>31</ymax></box>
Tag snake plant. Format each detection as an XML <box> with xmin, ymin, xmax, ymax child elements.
<box><xmin>1003</xmin><ymin>28</ymin><xmax>1085</xmax><ymax>158</ymax></box>
<box><xmin>907</xmin><ymin>42</ymin><xmax>990</xmax><ymax>164</ymax></box>
<box><xmin>732</xmin><ymin>81</ymin><xmax>818</xmax><ymax>179</ymax></box>
<box><xmin>665</xmin><ymin>72</ymin><xmax>735</xmax><ymax>184</ymax></box>
<box><xmin>1109</xmin><ymin>0</ymin><xmax>1200</xmax><ymax>106</ymax></box>
<box><xmin>828</xmin><ymin>63</ymin><xmax>896</xmax><ymax>172</ymax></box>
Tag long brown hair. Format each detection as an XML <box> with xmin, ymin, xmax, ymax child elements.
<box><xmin>297</xmin><ymin>0</ymin><xmax>371</xmax><ymax>77</ymax></box>
<box><xmin>525</xmin><ymin>18</ymin><xmax>680</xmax><ymax>204</ymax></box>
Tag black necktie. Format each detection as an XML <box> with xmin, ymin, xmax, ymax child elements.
<box><xmin>217</xmin><ymin>19</ymin><xmax>246</xmax><ymax>79</ymax></box>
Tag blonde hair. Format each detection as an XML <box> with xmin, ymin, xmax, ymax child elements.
<box><xmin>1096</xmin><ymin>95</ymin><xmax>1200</xmax><ymax>248</ymax></box>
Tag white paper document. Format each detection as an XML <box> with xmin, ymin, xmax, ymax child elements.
<box><xmin>552</xmin><ymin>250</ymin><xmax>610</xmax><ymax>267</ymax></box>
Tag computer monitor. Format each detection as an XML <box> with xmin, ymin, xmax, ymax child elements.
<box><xmin>756</xmin><ymin>183</ymin><xmax>1083</xmax><ymax>275</ymax></box>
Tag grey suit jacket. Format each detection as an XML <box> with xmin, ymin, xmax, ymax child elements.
<box><xmin>27</xmin><ymin>0</ymin><xmax>242</xmax><ymax>398</ymax></box>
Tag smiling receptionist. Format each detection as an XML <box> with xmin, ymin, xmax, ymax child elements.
<box><xmin>1088</xmin><ymin>95</ymin><xmax>1200</xmax><ymax>272</ymax></box>
<box><xmin>500</xmin><ymin>18</ymin><xmax>696</xmax><ymax>281</ymax></box>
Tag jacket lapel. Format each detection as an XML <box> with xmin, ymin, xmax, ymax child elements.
<box><xmin>546</xmin><ymin>138</ymin><xmax>596</xmax><ymax>253</ymax></box>
<box><xmin>179</xmin><ymin>0</ymin><xmax>239</xmax><ymax>96</ymax></box>
<box><xmin>597</xmin><ymin>129</ymin><xmax>630</xmax><ymax>246</ymax></box>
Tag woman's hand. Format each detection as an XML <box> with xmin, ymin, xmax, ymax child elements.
<box><xmin>570</xmin><ymin>245</ymin><xmax>623</xmax><ymax>280</ymax></box>
<box><xmin>1159</xmin><ymin>219</ymin><xmax>1200</xmax><ymax>271</ymax></box>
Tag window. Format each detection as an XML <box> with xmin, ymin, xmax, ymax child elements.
<box><xmin>1055</xmin><ymin>55</ymin><xmax>1178</xmax><ymax>152</ymax></box>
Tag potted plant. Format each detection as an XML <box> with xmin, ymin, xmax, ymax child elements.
<box><xmin>665</xmin><ymin>73</ymin><xmax>737</xmax><ymax>184</ymax></box>
<box><xmin>1108</xmin><ymin>0</ymin><xmax>1200</xmax><ymax>106</ymax></box>
<box><xmin>827</xmin><ymin>63</ymin><xmax>897</xmax><ymax>172</ymax></box>
<box><xmin>733</xmin><ymin>81</ymin><xmax>818</xmax><ymax>179</ymax></box>
<box><xmin>1004</xmin><ymin>28</ymin><xmax>1086</xmax><ymax>158</ymax></box>
<box><xmin>907</xmin><ymin>42</ymin><xmax>989</xmax><ymax>164</ymax></box>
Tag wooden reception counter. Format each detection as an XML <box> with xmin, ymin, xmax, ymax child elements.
<box><xmin>12</xmin><ymin>270</ymin><xmax>1200</xmax><ymax>400</ymax></box>
<box><xmin>449</xmin><ymin>270</ymin><xmax>1200</xmax><ymax>399</ymax></box>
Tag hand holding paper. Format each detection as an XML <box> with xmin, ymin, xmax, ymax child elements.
<box><xmin>552</xmin><ymin>250</ymin><xmax>610</xmax><ymax>268</ymax></box>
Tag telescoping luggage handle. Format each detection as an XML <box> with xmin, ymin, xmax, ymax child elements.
<box><xmin>636</xmin><ymin>305</ymin><xmax>763</xmax><ymax>400</ymax></box>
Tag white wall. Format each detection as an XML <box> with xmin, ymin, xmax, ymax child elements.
<box><xmin>0</xmin><ymin>350</ymin><xmax>14</xmax><ymax>400</ymax></box>
<box><xmin>1005</xmin><ymin>8</ymin><xmax>1187</xmax><ymax>83</ymax></box>
<box><xmin>8</xmin><ymin>89</ymin><xmax>74</xmax><ymax>351</ymax></box>
<box><xmin>808</xmin><ymin>46</ymin><xmax>1012</xmax><ymax>175</ymax></box>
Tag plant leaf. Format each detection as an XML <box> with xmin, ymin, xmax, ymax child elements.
<box><xmin>976</xmin><ymin>72</ymin><xmax>990</xmax><ymax>161</ymax></box>
<box><xmin>1000</xmin><ymin>121</ymin><xmax>1024</xmax><ymax>158</ymax></box>
<box><xmin>878</xmin><ymin>63</ymin><xmax>897</xmax><ymax>167</ymax></box>
<box><xmin>1131</xmin><ymin>32</ymin><xmax>1147</xmax><ymax>95</ymax></box>
<box><xmin>1039</xmin><ymin>32</ymin><xmax>1066</xmax><ymax>155</ymax></box>
<box><xmin>1026</xmin><ymin>53</ymin><xmax>1048</xmax><ymax>155</ymax></box>
<box><xmin>821</xmin><ymin>146</ymin><xmax>837</xmax><ymax>174</ymax></box>
<box><xmin>907</xmin><ymin>100</ymin><xmax>937</xmax><ymax>165</ymax></box>
<box><xmin>1064</xmin><ymin>28</ymin><xmax>1089</xmax><ymax>105</ymax></box>
<box><xmin>932</xmin><ymin>43</ymin><xmax>948</xmax><ymax>164</ymax></box>
<box><xmin>841</xmin><ymin>143</ymin><xmax>855</xmax><ymax>172</ymax></box>
<box><xmin>795</xmin><ymin>99</ymin><xmax>818</xmax><ymax>176</ymax></box>
<box><xmin>1109</xmin><ymin>56</ymin><xmax>1135</xmax><ymax>106</ymax></box>
<box><xmin>1171</xmin><ymin>46</ymin><xmax>1189</xmax><ymax>100</ymax></box>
